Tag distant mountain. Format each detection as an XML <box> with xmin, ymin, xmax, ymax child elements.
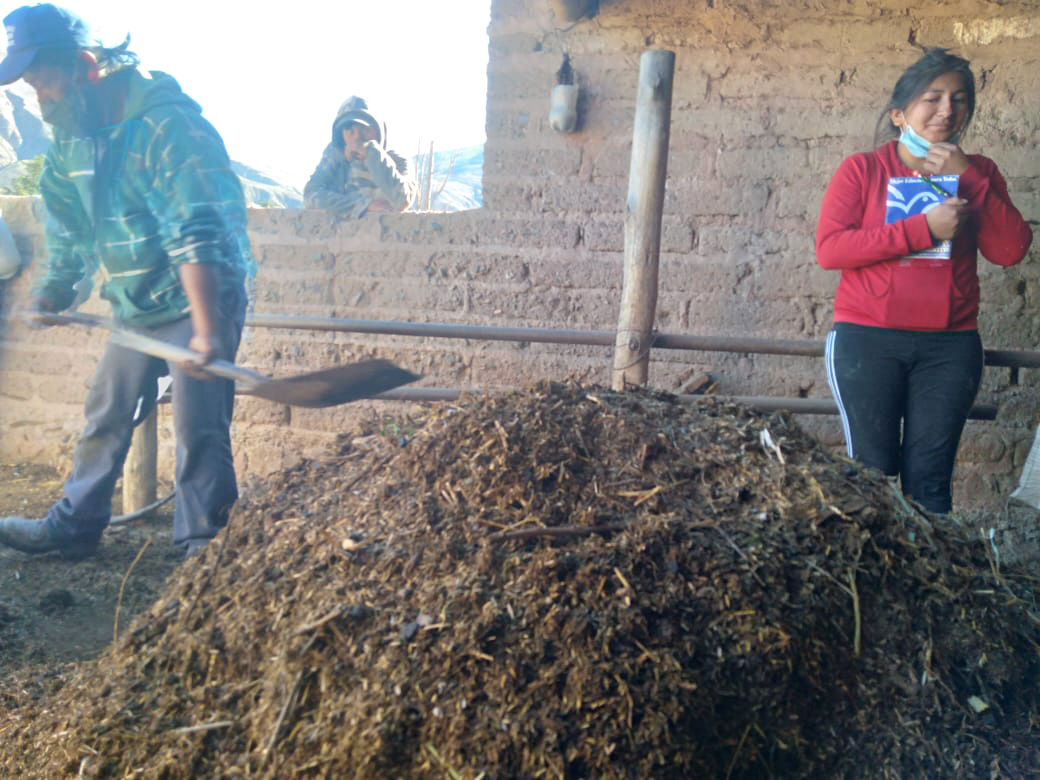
<box><xmin>0</xmin><ymin>84</ymin><xmax>303</xmax><ymax>208</ymax></box>
<box><xmin>230</xmin><ymin>161</ymin><xmax>303</xmax><ymax>209</ymax></box>
<box><xmin>0</xmin><ymin>85</ymin><xmax>50</xmax><ymax>165</ymax></box>
<box><xmin>412</xmin><ymin>144</ymin><xmax>484</xmax><ymax>211</ymax></box>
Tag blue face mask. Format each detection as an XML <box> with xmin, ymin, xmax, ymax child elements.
<box><xmin>899</xmin><ymin>122</ymin><xmax>961</xmax><ymax>159</ymax></box>
<box><xmin>898</xmin><ymin>123</ymin><xmax>931</xmax><ymax>158</ymax></box>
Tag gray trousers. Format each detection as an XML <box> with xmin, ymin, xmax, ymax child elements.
<box><xmin>45</xmin><ymin>289</ymin><xmax>246</xmax><ymax>547</ymax></box>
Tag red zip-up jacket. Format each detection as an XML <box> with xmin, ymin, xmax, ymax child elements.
<box><xmin>816</xmin><ymin>141</ymin><xmax>1032</xmax><ymax>331</ymax></box>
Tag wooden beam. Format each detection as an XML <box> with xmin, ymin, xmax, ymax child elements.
<box><xmin>122</xmin><ymin>407</ymin><xmax>157</xmax><ymax>514</ymax></box>
<box><xmin>613</xmin><ymin>50</ymin><xmax>675</xmax><ymax>391</ymax></box>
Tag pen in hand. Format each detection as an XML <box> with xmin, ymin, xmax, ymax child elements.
<box><xmin>920</xmin><ymin>174</ymin><xmax>957</xmax><ymax>199</ymax></box>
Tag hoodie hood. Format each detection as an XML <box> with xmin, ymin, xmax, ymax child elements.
<box><xmin>42</xmin><ymin>67</ymin><xmax>199</xmax><ymax>141</ymax></box>
<box><xmin>122</xmin><ymin>68</ymin><xmax>202</xmax><ymax>121</ymax></box>
<box><xmin>330</xmin><ymin>95</ymin><xmax>385</xmax><ymax>147</ymax></box>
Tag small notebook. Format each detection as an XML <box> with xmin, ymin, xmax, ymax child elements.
<box><xmin>885</xmin><ymin>174</ymin><xmax>959</xmax><ymax>261</ymax></box>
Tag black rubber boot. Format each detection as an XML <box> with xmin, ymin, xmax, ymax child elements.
<box><xmin>181</xmin><ymin>538</ymin><xmax>211</xmax><ymax>559</ymax></box>
<box><xmin>0</xmin><ymin>516</ymin><xmax>100</xmax><ymax>560</ymax></box>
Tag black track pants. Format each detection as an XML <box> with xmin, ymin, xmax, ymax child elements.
<box><xmin>825</xmin><ymin>323</ymin><xmax>983</xmax><ymax>514</ymax></box>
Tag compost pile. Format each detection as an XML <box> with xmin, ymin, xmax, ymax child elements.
<box><xmin>0</xmin><ymin>381</ymin><xmax>1037</xmax><ymax>779</ymax></box>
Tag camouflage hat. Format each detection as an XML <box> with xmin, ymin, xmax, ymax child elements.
<box><xmin>331</xmin><ymin>95</ymin><xmax>382</xmax><ymax>146</ymax></box>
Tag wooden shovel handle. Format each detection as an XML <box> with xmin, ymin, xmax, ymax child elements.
<box><xmin>38</xmin><ymin>311</ymin><xmax>269</xmax><ymax>388</ymax></box>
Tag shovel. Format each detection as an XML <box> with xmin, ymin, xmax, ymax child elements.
<box><xmin>39</xmin><ymin>311</ymin><xmax>420</xmax><ymax>408</ymax></box>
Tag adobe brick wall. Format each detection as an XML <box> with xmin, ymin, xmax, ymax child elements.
<box><xmin>0</xmin><ymin>1</ymin><xmax>1038</xmax><ymax>555</ymax></box>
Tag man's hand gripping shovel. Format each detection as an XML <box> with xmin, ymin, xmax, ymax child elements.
<box><xmin>38</xmin><ymin>311</ymin><xmax>420</xmax><ymax>408</ymax></box>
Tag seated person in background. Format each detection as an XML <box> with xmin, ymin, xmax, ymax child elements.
<box><xmin>304</xmin><ymin>96</ymin><xmax>417</xmax><ymax>216</ymax></box>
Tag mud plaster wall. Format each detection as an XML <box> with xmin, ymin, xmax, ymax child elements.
<box><xmin>0</xmin><ymin>0</ymin><xmax>1038</xmax><ymax>516</ymax></box>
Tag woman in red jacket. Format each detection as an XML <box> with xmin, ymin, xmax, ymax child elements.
<box><xmin>816</xmin><ymin>47</ymin><xmax>1032</xmax><ymax>514</ymax></box>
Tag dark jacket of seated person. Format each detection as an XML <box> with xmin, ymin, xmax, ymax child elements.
<box><xmin>304</xmin><ymin>96</ymin><xmax>417</xmax><ymax>216</ymax></box>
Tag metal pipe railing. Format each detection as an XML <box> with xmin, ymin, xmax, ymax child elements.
<box><xmin>246</xmin><ymin>314</ymin><xmax>1040</xmax><ymax>369</ymax></box>
<box><xmin>247</xmin><ymin>314</ymin><xmax>616</xmax><ymax>346</ymax></box>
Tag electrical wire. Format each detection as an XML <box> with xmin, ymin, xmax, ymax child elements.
<box><xmin>110</xmin><ymin>490</ymin><xmax>175</xmax><ymax>525</ymax></box>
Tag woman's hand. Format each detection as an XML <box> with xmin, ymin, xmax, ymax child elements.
<box><xmin>923</xmin><ymin>142</ymin><xmax>970</xmax><ymax>176</ymax></box>
<box><xmin>925</xmin><ymin>197</ymin><xmax>969</xmax><ymax>241</ymax></box>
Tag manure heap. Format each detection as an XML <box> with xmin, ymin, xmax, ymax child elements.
<box><xmin>0</xmin><ymin>382</ymin><xmax>1037</xmax><ymax>778</ymax></box>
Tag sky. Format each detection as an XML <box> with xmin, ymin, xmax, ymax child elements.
<box><xmin>59</xmin><ymin>0</ymin><xmax>492</xmax><ymax>190</ymax></box>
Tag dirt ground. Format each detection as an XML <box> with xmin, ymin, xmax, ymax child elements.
<box><xmin>0</xmin><ymin>463</ymin><xmax>183</xmax><ymax>680</ymax></box>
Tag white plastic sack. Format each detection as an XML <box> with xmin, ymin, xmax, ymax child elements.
<box><xmin>1009</xmin><ymin>426</ymin><xmax>1040</xmax><ymax>510</ymax></box>
<box><xmin>0</xmin><ymin>212</ymin><xmax>22</xmax><ymax>280</ymax></box>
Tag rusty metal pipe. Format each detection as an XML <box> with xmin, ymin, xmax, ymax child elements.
<box><xmin>245</xmin><ymin>314</ymin><xmax>1040</xmax><ymax>369</ymax></box>
<box><xmin>247</xmin><ymin>314</ymin><xmax>616</xmax><ymax>346</ymax></box>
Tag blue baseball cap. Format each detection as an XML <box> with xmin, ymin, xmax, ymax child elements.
<box><xmin>0</xmin><ymin>4</ymin><xmax>91</xmax><ymax>85</ymax></box>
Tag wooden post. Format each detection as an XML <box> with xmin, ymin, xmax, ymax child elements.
<box><xmin>424</xmin><ymin>141</ymin><xmax>435</xmax><ymax>210</ymax></box>
<box><xmin>612</xmin><ymin>49</ymin><xmax>675</xmax><ymax>391</ymax></box>
<box><xmin>122</xmin><ymin>407</ymin><xmax>157</xmax><ymax>513</ymax></box>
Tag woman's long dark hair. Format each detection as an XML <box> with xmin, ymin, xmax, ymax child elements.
<box><xmin>873</xmin><ymin>47</ymin><xmax>976</xmax><ymax>147</ymax></box>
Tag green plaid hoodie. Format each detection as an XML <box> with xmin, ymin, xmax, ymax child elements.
<box><xmin>33</xmin><ymin>68</ymin><xmax>252</xmax><ymax>327</ymax></box>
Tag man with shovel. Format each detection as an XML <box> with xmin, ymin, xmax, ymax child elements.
<box><xmin>0</xmin><ymin>4</ymin><xmax>252</xmax><ymax>559</ymax></box>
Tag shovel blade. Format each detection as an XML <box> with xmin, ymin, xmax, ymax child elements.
<box><xmin>244</xmin><ymin>359</ymin><xmax>419</xmax><ymax>408</ymax></box>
